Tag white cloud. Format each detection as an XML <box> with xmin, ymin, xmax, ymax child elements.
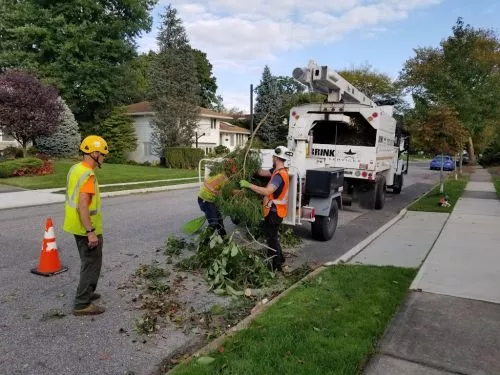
<box><xmin>139</xmin><ymin>0</ymin><xmax>443</xmax><ymax>111</ymax></box>
<box><xmin>221</xmin><ymin>91</ymin><xmax>252</xmax><ymax>113</ymax></box>
<box><xmin>145</xmin><ymin>0</ymin><xmax>442</xmax><ymax>65</ymax></box>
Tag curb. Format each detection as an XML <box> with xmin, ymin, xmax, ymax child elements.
<box><xmin>0</xmin><ymin>183</ymin><xmax>201</xmax><ymax>211</ymax></box>
<box><xmin>100</xmin><ymin>182</ymin><xmax>200</xmax><ymax>198</ymax></box>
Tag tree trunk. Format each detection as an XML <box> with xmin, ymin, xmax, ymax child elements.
<box><xmin>22</xmin><ymin>140</ymin><xmax>28</xmax><ymax>158</ymax></box>
<box><xmin>440</xmin><ymin>151</ymin><xmax>444</xmax><ymax>194</ymax></box>
<box><xmin>468</xmin><ymin>136</ymin><xmax>476</xmax><ymax>164</ymax></box>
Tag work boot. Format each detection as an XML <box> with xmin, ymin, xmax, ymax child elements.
<box><xmin>90</xmin><ymin>292</ymin><xmax>101</xmax><ymax>301</ymax></box>
<box><xmin>72</xmin><ymin>304</ymin><xmax>105</xmax><ymax>316</ymax></box>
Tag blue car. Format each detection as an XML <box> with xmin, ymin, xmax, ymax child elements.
<box><xmin>430</xmin><ymin>155</ymin><xmax>455</xmax><ymax>171</ymax></box>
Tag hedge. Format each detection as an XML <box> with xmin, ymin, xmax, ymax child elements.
<box><xmin>0</xmin><ymin>158</ymin><xmax>44</xmax><ymax>178</ymax></box>
<box><xmin>165</xmin><ymin>147</ymin><xmax>205</xmax><ymax>169</ymax></box>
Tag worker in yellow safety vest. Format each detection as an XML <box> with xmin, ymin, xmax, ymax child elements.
<box><xmin>197</xmin><ymin>159</ymin><xmax>237</xmax><ymax>237</ymax></box>
<box><xmin>63</xmin><ymin>135</ymin><xmax>108</xmax><ymax>316</ymax></box>
<box><xmin>239</xmin><ymin>146</ymin><xmax>290</xmax><ymax>271</ymax></box>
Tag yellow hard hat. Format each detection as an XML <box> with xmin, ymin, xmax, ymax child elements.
<box><xmin>80</xmin><ymin>135</ymin><xmax>109</xmax><ymax>155</ymax></box>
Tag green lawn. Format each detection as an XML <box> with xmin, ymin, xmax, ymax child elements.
<box><xmin>408</xmin><ymin>177</ymin><xmax>468</xmax><ymax>213</ymax></box>
<box><xmin>0</xmin><ymin>160</ymin><xmax>199</xmax><ymax>189</ymax></box>
<box><xmin>494</xmin><ymin>178</ymin><xmax>500</xmax><ymax>199</ymax></box>
<box><xmin>170</xmin><ymin>265</ymin><xmax>416</xmax><ymax>375</ymax></box>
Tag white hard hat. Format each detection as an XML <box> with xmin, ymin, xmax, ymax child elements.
<box><xmin>272</xmin><ymin>146</ymin><xmax>289</xmax><ymax>160</ymax></box>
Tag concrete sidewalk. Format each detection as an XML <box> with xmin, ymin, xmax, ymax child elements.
<box><xmin>362</xmin><ymin>167</ymin><xmax>500</xmax><ymax>375</ymax></box>
<box><xmin>0</xmin><ymin>182</ymin><xmax>201</xmax><ymax>210</ymax></box>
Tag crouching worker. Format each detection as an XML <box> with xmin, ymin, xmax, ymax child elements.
<box><xmin>197</xmin><ymin>160</ymin><xmax>236</xmax><ymax>237</ymax></box>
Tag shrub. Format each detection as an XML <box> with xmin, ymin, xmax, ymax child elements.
<box><xmin>165</xmin><ymin>147</ymin><xmax>204</xmax><ymax>169</ymax></box>
<box><xmin>214</xmin><ymin>145</ymin><xmax>229</xmax><ymax>155</ymax></box>
<box><xmin>2</xmin><ymin>146</ymin><xmax>23</xmax><ymax>159</ymax></box>
<box><xmin>35</xmin><ymin>98</ymin><xmax>81</xmax><ymax>157</ymax></box>
<box><xmin>97</xmin><ymin>106</ymin><xmax>138</xmax><ymax>164</ymax></box>
<box><xmin>0</xmin><ymin>158</ymin><xmax>43</xmax><ymax>178</ymax></box>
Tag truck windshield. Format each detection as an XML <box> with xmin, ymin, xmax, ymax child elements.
<box><xmin>311</xmin><ymin>116</ymin><xmax>376</xmax><ymax>146</ymax></box>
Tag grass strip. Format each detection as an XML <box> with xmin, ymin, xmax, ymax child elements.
<box><xmin>170</xmin><ymin>265</ymin><xmax>416</xmax><ymax>375</ymax></box>
<box><xmin>408</xmin><ymin>177</ymin><xmax>468</xmax><ymax>213</ymax></box>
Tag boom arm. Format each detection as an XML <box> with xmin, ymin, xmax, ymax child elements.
<box><xmin>292</xmin><ymin>60</ymin><xmax>375</xmax><ymax>107</ymax></box>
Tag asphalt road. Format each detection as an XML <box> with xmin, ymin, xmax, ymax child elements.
<box><xmin>0</xmin><ymin>161</ymin><xmax>440</xmax><ymax>375</ymax></box>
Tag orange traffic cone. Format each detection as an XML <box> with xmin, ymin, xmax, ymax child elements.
<box><xmin>31</xmin><ymin>218</ymin><xmax>68</xmax><ymax>276</ymax></box>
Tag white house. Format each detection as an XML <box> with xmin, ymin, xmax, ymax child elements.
<box><xmin>0</xmin><ymin>130</ymin><xmax>20</xmax><ymax>151</ymax></box>
<box><xmin>126</xmin><ymin>101</ymin><xmax>251</xmax><ymax>163</ymax></box>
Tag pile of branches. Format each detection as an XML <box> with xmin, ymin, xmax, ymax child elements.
<box><xmin>209</xmin><ymin>147</ymin><xmax>266</xmax><ymax>229</ymax></box>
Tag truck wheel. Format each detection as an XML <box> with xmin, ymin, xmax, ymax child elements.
<box><xmin>311</xmin><ymin>199</ymin><xmax>339</xmax><ymax>241</ymax></box>
<box><xmin>359</xmin><ymin>183</ymin><xmax>376</xmax><ymax>209</ymax></box>
<box><xmin>392</xmin><ymin>174</ymin><xmax>403</xmax><ymax>194</ymax></box>
<box><xmin>375</xmin><ymin>176</ymin><xmax>386</xmax><ymax>209</ymax></box>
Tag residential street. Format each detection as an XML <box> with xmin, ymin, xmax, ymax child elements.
<box><xmin>0</xmin><ymin>161</ymin><xmax>439</xmax><ymax>375</ymax></box>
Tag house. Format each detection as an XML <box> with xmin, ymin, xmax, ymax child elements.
<box><xmin>0</xmin><ymin>130</ymin><xmax>20</xmax><ymax>151</ymax></box>
<box><xmin>126</xmin><ymin>101</ymin><xmax>251</xmax><ymax>163</ymax></box>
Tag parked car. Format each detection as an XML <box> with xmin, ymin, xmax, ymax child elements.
<box><xmin>430</xmin><ymin>155</ymin><xmax>455</xmax><ymax>171</ymax></box>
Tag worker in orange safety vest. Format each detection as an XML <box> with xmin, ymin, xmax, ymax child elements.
<box><xmin>239</xmin><ymin>146</ymin><xmax>290</xmax><ymax>271</ymax></box>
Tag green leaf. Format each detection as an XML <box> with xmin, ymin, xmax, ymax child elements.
<box><xmin>230</xmin><ymin>244</ymin><xmax>238</xmax><ymax>257</ymax></box>
<box><xmin>197</xmin><ymin>356</ymin><xmax>215</xmax><ymax>365</ymax></box>
<box><xmin>226</xmin><ymin>284</ymin><xmax>244</xmax><ymax>296</ymax></box>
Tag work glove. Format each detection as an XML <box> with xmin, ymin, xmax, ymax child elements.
<box><xmin>239</xmin><ymin>180</ymin><xmax>251</xmax><ymax>188</ymax></box>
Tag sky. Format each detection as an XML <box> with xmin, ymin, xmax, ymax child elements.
<box><xmin>137</xmin><ymin>0</ymin><xmax>499</xmax><ymax>113</ymax></box>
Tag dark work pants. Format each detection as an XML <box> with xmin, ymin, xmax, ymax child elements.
<box><xmin>265</xmin><ymin>211</ymin><xmax>284</xmax><ymax>270</ymax></box>
<box><xmin>74</xmin><ymin>234</ymin><xmax>103</xmax><ymax>309</ymax></box>
<box><xmin>198</xmin><ymin>197</ymin><xmax>226</xmax><ymax>237</ymax></box>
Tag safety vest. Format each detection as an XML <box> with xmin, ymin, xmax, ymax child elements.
<box><xmin>63</xmin><ymin>162</ymin><xmax>103</xmax><ymax>235</ymax></box>
<box><xmin>198</xmin><ymin>173</ymin><xmax>228</xmax><ymax>202</ymax></box>
<box><xmin>263</xmin><ymin>168</ymin><xmax>289</xmax><ymax>218</ymax></box>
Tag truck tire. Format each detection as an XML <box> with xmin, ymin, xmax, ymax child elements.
<box><xmin>311</xmin><ymin>199</ymin><xmax>338</xmax><ymax>241</ymax></box>
<box><xmin>375</xmin><ymin>176</ymin><xmax>386</xmax><ymax>209</ymax></box>
<box><xmin>359</xmin><ymin>183</ymin><xmax>376</xmax><ymax>209</ymax></box>
<box><xmin>392</xmin><ymin>174</ymin><xmax>403</xmax><ymax>194</ymax></box>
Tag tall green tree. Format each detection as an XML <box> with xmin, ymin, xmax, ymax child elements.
<box><xmin>254</xmin><ymin>66</ymin><xmax>283</xmax><ymax>147</ymax></box>
<box><xmin>339</xmin><ymin>64</ymin><xmax>402</xmax><ymax>105</ymax></box>
<box><xmin>98</xmin><ymin>107</ymin><xmax>138</xmax><ymax>164</ymax></box>
<box><xmin>0</xmin><ymin>0</ymin><xmax>157</xmax><ymax>126</ymax></box>
<box><xmin>399</xmin><ymin>18</ymin><xmax>500</xmax><ymax>162</ymax></box>
<box><xmin>192</xmin><ymin>49</ymin><xmax>219</xmax><ymax>109</ymax></box>
<box><xmin>149</xmin><ymin>4</ymin><xmax>199</xmax><ymax>157</ymax></box>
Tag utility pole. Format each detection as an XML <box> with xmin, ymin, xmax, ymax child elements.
<box><xmin>250</xmin><ymin>84</ymin><xmax>254</xmax><ymax>133</ymax></box>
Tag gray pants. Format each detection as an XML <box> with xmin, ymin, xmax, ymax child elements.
<box><xmin>74</xmin><ymin>234</ymin><xmax>103</xmax><ymax>309</ymax></box>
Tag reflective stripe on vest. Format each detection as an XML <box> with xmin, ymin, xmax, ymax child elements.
<box><xmin>203</xmin><ymin>174</ymin><xmax>225</xmax><ymax>195</ymax></box>
<box><xmin>263</xmin><ymin>168</ymin><xmax>289</xmax><ymax>218</ymax></box>
<box><xmin>63</xmin><ymin>163</ymin><xmax>103</xmax><ymax>235</ymax></box>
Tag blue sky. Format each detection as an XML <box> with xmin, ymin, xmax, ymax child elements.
<box><xmin>137</xmin><ymin>0</ymin><xmax>499</xmax><ymax>112</ymax></box>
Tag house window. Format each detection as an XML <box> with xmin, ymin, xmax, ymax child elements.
<box><xmin>211</xmin><ymin>119</ymin><xmax>217</xmax><ymax>129</ymax></box>
<box><xmin>143</xmin><ymin>142</ymin><xmax>152</xmax><ymax>156</ymax></box>
<box><xmin>230</xmin><ymin>134</ymin><xmax>234</xmax><ymax>146</ymax></box>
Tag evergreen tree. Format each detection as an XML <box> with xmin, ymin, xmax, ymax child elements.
<box><xmin>36</xmin><ymin>98</ymin><xmax>81</xmax><ymax>157</ymax></box>
<box><xmin>149</xmin><ymin>4</ymin><xmax>199</xmax><ymax>158</ymax></box>
<box><xmin>254</xmin><ymin>66</ymin><xmax>283</xmax><ymax>147</ymax></box>
<box><xmin>98</xmin><ymin>106</ymin><xmax>138</xmax><ymax>164</ymax></box>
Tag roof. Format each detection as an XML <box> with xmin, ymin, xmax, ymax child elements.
<box><xmin>219</xmin><ymin>122</ymin><xmax>251</xmax><ymax>134</ymax></box>
<box><xmin>126</xmin><ymin>101</ymin><xmax>234</xmax><ymax>120</ymax></box>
